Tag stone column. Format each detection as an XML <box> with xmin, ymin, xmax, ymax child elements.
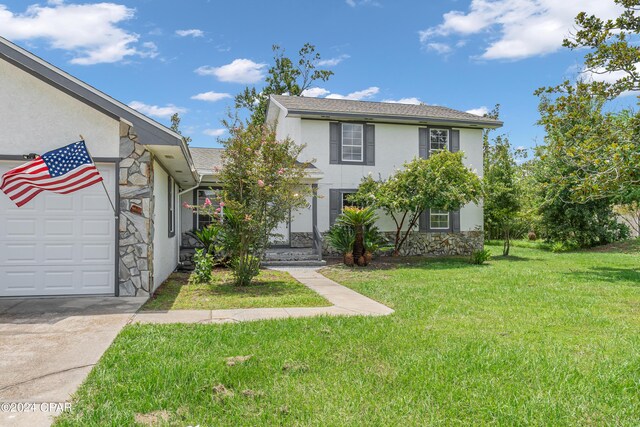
<box><xmin>118</xmin><ymin>132</ymin><xmax>154</xmax><ymax>296</ymax></box>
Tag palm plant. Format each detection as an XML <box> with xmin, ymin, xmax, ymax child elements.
<box><xmin>337</xmin><ymin>207</ymin><xmax>377</xmax><ymax>266</ymax></box>
<box><xmin>326</xmin><ymin>225</ymin><xmax>355</xmax><ymax>266</ymax></box>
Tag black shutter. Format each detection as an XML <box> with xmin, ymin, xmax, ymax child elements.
<box><xmin>451</xmin><ymin>210</ymin><xmax>460</xmax><ymax>232</ymax></box>
<box><xmin>419</xmin><ymin>209</ymin><xmax>429</xmax><ymax>232</ymax></box>
<box><xmin>329</xmin><ymin>189</ymin><xmax>341</xmax><ymax>226</ymax></box>
<box><xmin>330</xmin><ymin>122</ymin><xmax>341</xmax><ymax>164</ymax></box>
<box><xmin>364</xmin><ymin>124</ymin><xmax>375</xmax><ymax>165</ymax></box>
<box><xmin>450</xmin><ymin>129</ymin><xmax>460</xmax><ymax>152</ymax></box>
<box><xmin>419</xmin><ymin>128</ymin><xmax>429</xmax><ymax>159</ymax></box>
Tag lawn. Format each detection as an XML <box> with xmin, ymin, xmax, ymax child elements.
<box><xmin>142</xmin><ymin>269</ymin><xmax>331</xmax><ymax>310</ymax></box>
<box><xmin>56</xmin><ymin>242</ymin><xmax>640</xmax><ymax>426</ymax></box>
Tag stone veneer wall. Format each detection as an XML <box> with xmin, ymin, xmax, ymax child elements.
<box><xmin>290</xmin><ymin>232</ymin><xmax>314</xmax><ymax>248</ymax></box>
<box><xmin>323</xmin><ymin>231</ymin><xmax>483</xmax><ymax>257</ymax></box>
<box><xmin>118</xmin><ymin>131</ymin><xmax>155</xmax><ymax>296</ymax></box>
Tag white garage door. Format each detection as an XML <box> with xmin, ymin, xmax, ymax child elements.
<box><xmin>0</xmin><ymin>161</ymin><xmax>116</xmax><ymax>297</ymax></box>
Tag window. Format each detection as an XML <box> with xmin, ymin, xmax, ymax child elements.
<box><xmin>342</xmin><ymin>123</ymin><xmax>363</xmax><ymax>162</ymax></box>
<box><xmin>341</xmin><ymin>191</ymin><xmax>357</xmax><ymax>212</ymax></box>
<box><xmin>430</xmin><ymin>209</ymin><xmax>450</xmax><ymax>230</ymax></box>
<box><xmin>196</xmin><ymin>188</ymin><xmax>221</xmax><ymax>229</ymax></box>
<box><xmin>168</xmin><ymin>176</ymin><xmax>175</xmax><ymax>237</ymax></box>
<box><xmin>430</xmin><ymin>129</ymin><xmax>449</xmax><ymax>152</ymax></box>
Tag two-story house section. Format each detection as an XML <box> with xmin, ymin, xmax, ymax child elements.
<box><xmin>265</xmin><ymin>94</ymin><xmax>503</xmax><ymax>256</ymax></box>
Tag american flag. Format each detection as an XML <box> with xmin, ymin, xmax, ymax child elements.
<box><xmin>0</xmin><ymin>141</ymin><xmax>103</xmax><ymax>207</ymax></box>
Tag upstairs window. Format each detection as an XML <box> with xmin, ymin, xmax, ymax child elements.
<box><xmin>430</xmin><ymin>129</ymin><xmax>449</xmax><ymax>152</ymax></box>
<box><xmin>341</xmin><ymin>123</ymin><xmax>364</xmax><ymax>162</ymax></box>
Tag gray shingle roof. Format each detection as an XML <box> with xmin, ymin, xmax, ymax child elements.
<box><xmin>271</xmin><ymin>95</ymin><xmax>502</xmax><ymax>127</ymax></box>
<box><xmin>189</xmin><ymin>147</ymin><xmax>224</xmax><ymax>173</ymax></box>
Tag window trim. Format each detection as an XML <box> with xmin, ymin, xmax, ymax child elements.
<box><xmin>168</xmin><ymin>176</ymin><xmax>175</xmax><ymax>238</ymax></box>
<box><xmin>429</xmin><ymin>128</ymin><xmax>450</xmax><ymax>153</ymax></box>
<box><xmin>193</xmin><ymin>186</ymin><xmax>223</xmax><ymax>230</ymax></box>
<box><xmin>429</xmin><ymin>209</ymin><xmax>450</xmax><ymax>230</ymax></box>
<box><xmin>341</xmin><ymin>123</ymin><xmax>364</xmax><ymax>163</ymax></box>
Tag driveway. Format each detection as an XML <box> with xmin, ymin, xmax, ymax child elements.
<box><xmin>0</xmin><ymin>296</ymin><xmax>146</xmax><ymax>427</ymax></box>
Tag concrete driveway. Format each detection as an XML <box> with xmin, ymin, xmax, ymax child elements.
<box><xmin>0</xmin><ymin>296</ymin><xmax>146</xmax><ymax>427</ymax></box>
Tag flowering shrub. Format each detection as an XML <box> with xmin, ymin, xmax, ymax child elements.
<box><xmin>194</xmin><ymin>123</ymin><xmax>310</xmax><ymax>286</ymax></box>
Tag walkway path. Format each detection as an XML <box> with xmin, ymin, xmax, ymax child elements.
<box><xmin>132</xmin><ymin>268</ymin><xmax>394</xmax><ymax>324</ymax></box>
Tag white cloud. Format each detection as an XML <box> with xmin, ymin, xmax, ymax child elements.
<box><xmin>420</xmin><ymin>0</ymin><xmax>622</xmax><ymax>60</ymax></box>
<box><xmin>0</xmin><ymin>2</ymin><xmax>156</xmax><ymax>65</ymax></box>
<box><xmin>317</xmin><ymin>54</ymin><xmax>350</xmax><ymax>67</ymax></box>
<box><xmin>466</xmin><ymin>106</ymin><xmax>489</xmax><ymax>116</ymax></box>
<box><xmin>346</xmin><ymin>0</ymin><xmax>381</xmax><ymax>7</ymax></box>
<box><xmin>427</xmin><ymin>43</ymin><xmax>452</xmax><ymax>55</ymax></box>
<box><xmin>191</xmin><ymin>91</ymin><xmax>232</xmax><ymax>102</ymax></box>
<box><xmin>301</xmin><ymin>87</ymin><xmax>331</xmax><ymax>97</ymax></box>
<box><xmin>203</xmin><ymin>128</ymin><xmax>226</xmax><ymax>137</ymax></box>
<box><xmin>383</xmin><ymin>97</ymin><xmax>422</xmax><ymax>105</ymax></box>
<box><xmin>128</xmin><ymin>101</ymin><xmax>186</xmax><ymax>119</ymax></box>
<box><xmin>195</xmin><ymin>59</ymin><xmax>266</xmax><ymax>83</ymax></box>
<box><xmin>326</xmin><ymin>86</ymin><xmax>380</xmax><ymax>100</ymax></box>
<box><xmin>176</xmin><ymin>29</ymin><xmax>204</xmax><ymax>38</ymax></box>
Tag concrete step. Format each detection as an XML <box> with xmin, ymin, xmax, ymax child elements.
<box><xmin>262</xmin><ymin>259</ymin><xmax>327</xmax><ymax>267</ymax></box>
<box><xmin>264</xmin><ymin>247</ymin><xmax>321</xmax><ymax>262</ymax></box>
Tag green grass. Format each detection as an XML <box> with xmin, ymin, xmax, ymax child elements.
<box><xmin>141</xmin><ymin>269</ymin><xmax>331</xmax><ymax>311</ymax></box>
<box><xmin>56</xmin><ymin>242</ymin><xmax>640</xmax><ymax>426</ymax></box>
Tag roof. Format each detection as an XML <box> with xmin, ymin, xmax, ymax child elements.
<box><xmin>190</xmin><ymin>147</ymin><xmax>224</xmax><ymax>173</ymax></box>
<box><xmin>269</xmin><ymin>95</ymin><xmax>503</xmax><ymax>128</ymax></box>
<box><xmin>0</xmin><ymin>36</ymin><xmax>198</xmax><ymax>184</ymax></box>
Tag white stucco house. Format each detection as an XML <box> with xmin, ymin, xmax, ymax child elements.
<box><xmin>0</xmin><ymin>36</ymin><xmax>502</xmax><ymax>298</ymax></box>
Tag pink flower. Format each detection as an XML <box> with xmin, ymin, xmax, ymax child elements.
<box><xmin>204</xmin><ymin>198</ymin><xmax>212</xmax><ymax>207</ymax></box>
<box><xmin>278</xmin><ymin>168</ymin><xmax>284</xmax><ymax>175</ymax></box>
<box><xmin>182</xmin><ymin>202</ymin><xmax>191</xmax><ymax>209</ymax></box>
<box><xmin>219</xmin><ymin>201</ymin><xmax>225</xmax><ymax>207</ymax></box>
<box><xmin>215</xmin><ymin>207</ymin><xmax>221</xmax><ymax>213</ymax></box>
<box><xmin>257</xmin><ymin>179</ymin><xmax>265</xmax><ymax>187</ymax></box>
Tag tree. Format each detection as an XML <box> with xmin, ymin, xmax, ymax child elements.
<box><xmin>235</xmin><ymin>43</ymin><xmax>334</xmax><ymax>125</ymax></box>
<box><xmin>350</xmin><ymin>151</ymin><xmax>482</xmax><ymax>256</ymax></box>
<box><xmin>198</xmin><ymin>123</ymin><xmax>310</xmax><ymax>286</ymax></box>
<box><xmin>170</xmin><ymin>113</ymin><xmax>192</xmax><ymax>145</ymax></box>
<box><xmin>534</xmin><ymin>82</ymin><xmax>629</xmax><ymax>247</ymax></box>
<box><xmin>483</xmin><ymin>134</ymin><xmax>522</xmax><ymax>255</ymax></box>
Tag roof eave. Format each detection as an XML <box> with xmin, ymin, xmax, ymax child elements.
<box><xmin>286</xmin><ymin>109</ymin><xmax>503</xmax><ymax>129</ymax></box>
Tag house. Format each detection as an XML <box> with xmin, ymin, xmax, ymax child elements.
<box><xmin>178</xmin><ymin>95</ymin><xmax>503</xmax><ymax>258</ymax></box>
<box><xmin>0</xmin><ymin>35</ymin><xmax>502</xmax><ymax>298</ymax></box>
<box><xmin>0</xmin><ymin>36</ymin><xmax>197</xmax><ymax>298</ymax></box>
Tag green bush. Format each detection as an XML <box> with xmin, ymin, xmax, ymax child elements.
<box><xmin>191</xmin><ymin>249</ymin><xmax>214</xmax><ymax>284</ymax></box>
<box><xmin>551</xmin><ymin>240</ymin><xmax>579</xmax><ymax>253</ymax></box>
<box><xmin>470</xmin><ymin>249</ymin><xmax>491</xmax><ymax>265</ymax></box>
<box><xmin>326</xmin><ymin>225</ymin><xmax>355</xmax><ymax>255</ymax></box>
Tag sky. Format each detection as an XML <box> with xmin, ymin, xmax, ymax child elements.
<box><xmin>0</xmin><ymin>0</ymin><xmax>634</xmax><ymax>151</ymax></box>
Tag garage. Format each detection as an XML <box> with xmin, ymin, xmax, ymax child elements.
<box><xmin>0</xmin><ymin>160</ymin><xmax>117</xmax><ymax>297</ymax></box>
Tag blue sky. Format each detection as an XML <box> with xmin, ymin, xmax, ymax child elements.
<box><xmin>0</xmin><ymin>0</ymin><xmax>633</xmax><ymax>150</ymax></box>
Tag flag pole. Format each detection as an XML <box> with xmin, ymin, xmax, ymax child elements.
<box><xmin>80</xmin><ymin>135</ymin><xmax>118</xmax><ymax>219</ymax></box>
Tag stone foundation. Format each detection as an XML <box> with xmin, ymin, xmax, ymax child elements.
<box><xmin>322</xmin><ymin>231</ymin><xmax>483</xmax><ymax>257</ymax></box>
<box><xmin>118</xmin><ymin>130</ymin><xmax>154</xmax><ymax>296</ymax></box>
<box><xmin>290</xmin><ymin>232</ymin><xmax>314</xmax><ymax>248</ymax></box>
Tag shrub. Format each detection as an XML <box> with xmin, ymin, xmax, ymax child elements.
<box><xmin>527</xmin><ymin>231</ymin><xmax>537</xmax><ymax>241</ymax></box>
<box><xmin>551</xmin><ymin>240</ymin><xmax>579</xmax><ymax>253</ymax></box>
<box><xmin>191</xmin><ymin>249</ymin><xmax>214</xmax><ymax>283</ymax></box>
<box><xmin>194</xmin><ymin>223</ymin><xmax>221</xmax><ymax>256</ymax></box>
<box><xmin>470</xmin><ymin>249</ymin><xmax>491</xmax><ymax>265</ymax></box>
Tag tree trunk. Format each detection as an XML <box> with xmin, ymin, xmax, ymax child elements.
<box><xmin>354</xmin><ymin>225</ymin><xmax>365</xmax><ymax>265</ymax></box>
<box><xmin>503</xmin><ymin>228</ymin><xmax>510</xmax><ymax>256</ymax></box>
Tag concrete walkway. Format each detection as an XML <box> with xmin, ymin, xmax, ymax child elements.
<box><xmin>133</xmin><ymin>268</ymin><xmax>394</xmax><ymax>324</ymax></box>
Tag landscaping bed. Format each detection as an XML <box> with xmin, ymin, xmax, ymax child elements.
<box><xmin>56</xmin><ymin>243</ymin><xmax>640</xmax><ymax>425</ymax></box>
<box><xmin>141</xmin><ymin>269</ymin><xmax>331</xmax><ymax>311</ymax></box>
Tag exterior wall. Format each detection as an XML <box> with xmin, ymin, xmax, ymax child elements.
<box><xmin>0</xmin><ymin>59</ymin><xmax>119</xmax><ymax>157</ymax></box>
<box><xmin>152</xmin><ymin>161</ymin><xmax>179</xmax><ymax>291</ymax></box>
<box><xmin>118</xmin><ymin>132</ymin><xmax>154</xmax><ymax>296</ymax></box>
<box><xmin>289</xmin><ymin>117</ymin><xmax>484</xmax><ymax>233</ymax></box>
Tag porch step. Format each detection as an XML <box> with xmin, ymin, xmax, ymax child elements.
<box><xmin>263</xmin><ymin>247</ymin><xmax>326</xmax><ymax>267</ymax></box>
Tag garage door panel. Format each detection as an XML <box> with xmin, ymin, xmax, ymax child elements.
<box><xmin>0</xmin><ymin>161</ymin><xmax>116</xmax><ymax>296</ymax></box>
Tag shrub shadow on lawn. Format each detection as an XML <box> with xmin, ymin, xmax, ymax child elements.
<box><xmin>566</xmin><ymin>267</ymin><xmax>640</xmax><ymax>285</ymax></box>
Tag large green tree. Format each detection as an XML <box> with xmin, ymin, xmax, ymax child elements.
<box><xmin>350</xmin><ymin>151</ymin><xmax>482</xmax><ymax>256</ymax></box>
<box><xmin>235</xmin><ymin>44</ymin><xmax>334</xmax><ymax>125</ymax></box>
